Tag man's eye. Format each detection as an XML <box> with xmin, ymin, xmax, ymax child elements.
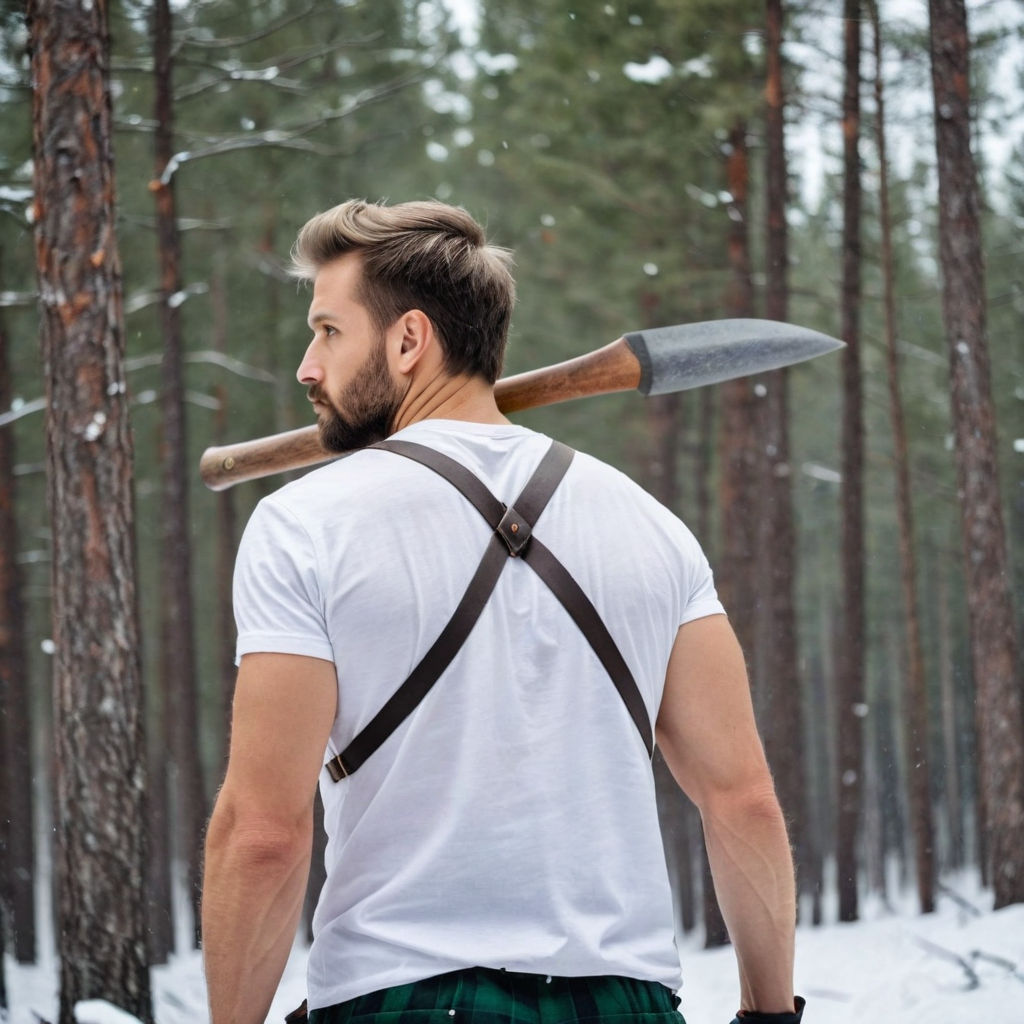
<box><xmin>323</xmin><ymin>325</ymin><xmax>337</xmax><ymax>338</ymax></box>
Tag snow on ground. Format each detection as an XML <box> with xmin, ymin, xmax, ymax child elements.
<box><xmin>676</xmin><ymin>880</ymin><xmax>1024</xmax><ymax>1022</ymax></box>
<box><xmin>4</xmin><ymin>874</ymin><xmax>1023</xmax><ymax>1024</ymax></box>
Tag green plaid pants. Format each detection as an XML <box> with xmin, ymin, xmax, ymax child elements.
<box><xmin>308</xmin><ymin>967</ymin><xmax>687</xmax><ymax>1024</ymax></box>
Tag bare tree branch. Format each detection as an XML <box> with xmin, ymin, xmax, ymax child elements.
<box><xmin>970</xmin><ymin>950</ymin><xmax>1024</xmax><ymax>985</ymax></box>
<box><xmin>914</xmin><ymin>938</ymin><xmax>981</xmax><ymax>990</ymax></box>
<box><xmin>173</xmin><ymin>36</ymin><xmax>386</xmax><ymax>102</ymax></box>
<box><xmin>125</xmin><ymin>350</ymin><xmax>276</xmax><ymax>383</ymax></box>
<box><xmin>156</xmin><ymin>66</ymin><xmax>429</xmax><ymax>184</ymax></box>
<box><xmin>120</xmin><ymin>213</ymin><xmax>234</xmax><ymax>232</ymax></box>
<box><xmin>174</xmin><ymin>2</ymin><xmax>323</xmax><ymax>51</ymax></box>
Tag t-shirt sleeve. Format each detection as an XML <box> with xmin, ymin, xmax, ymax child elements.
<box><xmin>233</xmin><ymin>496</ymin><xmax>336</xmax><ymax>665</ymax></box>
<box><xmin>675</xmin><ymin>523</ymin><xmax>726</xmax><ymax>626</ymax></box>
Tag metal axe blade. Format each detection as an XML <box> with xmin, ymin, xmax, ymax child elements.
<box><xmin>625</xmin><ymin>318</ymin><xmax>844</xmax><ymax>396</ymax></box>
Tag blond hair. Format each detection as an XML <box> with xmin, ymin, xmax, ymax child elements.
<box><xmin>291</xmin><ymin>199</ymin><xmax>515</xmax><ymax>384</ymax></box>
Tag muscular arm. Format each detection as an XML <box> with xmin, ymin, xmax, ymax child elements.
<box><xmin>202</xmin><ymin>653</ymin><xmax>338</xmax><ymax>1024</ymax></box>
<box><xmin>655</xmin><ymin>615</ymin><xmax>796</xmax><ymax>1015</ymax></box>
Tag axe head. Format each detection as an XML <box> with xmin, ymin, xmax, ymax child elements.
<box><xmin>624</xmin><ymin>318</ymin><xmax>844</xmax><ymax>396</ymax></box>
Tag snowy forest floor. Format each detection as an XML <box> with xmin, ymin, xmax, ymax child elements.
<box><xmin>4</xmin><ymin>871</ymin><xmax>1024</xmax><ymax>1024</ymax></box>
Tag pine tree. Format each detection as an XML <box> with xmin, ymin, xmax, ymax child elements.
<box><xmin>836</xmin><ymin>0</ymin><xmax>866</xmax><ymax>924</ymax></box>
<box><xmin>927</xmin><ymin>0</ymin><xmax>1024</xmax><ymax>909</ymax></box>
<box><xmin>27</xmin><ymin>0</ymin><xmax>152</xmax><ymax>1016</ymax></box>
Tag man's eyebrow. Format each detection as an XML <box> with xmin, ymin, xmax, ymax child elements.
<box><xmin>307</xmin><ymin>311</ymin><xmax>335</xmax><ymax>329</ymax></box>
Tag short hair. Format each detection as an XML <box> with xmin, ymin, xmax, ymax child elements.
<box><xmin>290</xmin><ymin>199</ymin><xmax>515</xmax><ymax>384</ymax></box>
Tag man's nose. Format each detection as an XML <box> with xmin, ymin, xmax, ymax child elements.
<box><xmin>296</xmin><ymin>340</ymin><xmax>322</xmax><ymax>385</ymax></box>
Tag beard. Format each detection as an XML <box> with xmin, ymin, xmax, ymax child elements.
<box><xmin>310</xmin><ymin>337</ymin><xmax>405</xmax><ymax>453</ymax></box>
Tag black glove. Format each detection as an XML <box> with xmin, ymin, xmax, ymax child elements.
<box><xmin>730</xmin><ymin>995</ymin><xmax>805</xmax><ymax>1024</ymax></box>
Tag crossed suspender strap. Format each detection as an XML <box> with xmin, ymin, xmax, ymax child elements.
<box><xmin>324</xmin><ymin>439</ymin><xmax>654</xmax><ymax>782</ymax></box>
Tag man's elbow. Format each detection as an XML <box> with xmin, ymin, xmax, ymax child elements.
<box><xmin>698</xmin><ymin>774</ymin><xmax>787</xmax><ymax>832</ymax></box>
<box><xmin>205</xmin><ymin>797</ymin><xmax>311</xmax><ymax>871</ymax></box>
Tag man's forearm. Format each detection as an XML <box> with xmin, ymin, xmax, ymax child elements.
<box><xmin>202</xmin><ymin>802</ymin><xmax>313</xmax><ymax>1024</ymax></box>
<box><xmin>701</xmin><ymin>785</ymin><xmax>796</xmax><ymax>1014</ymax></box>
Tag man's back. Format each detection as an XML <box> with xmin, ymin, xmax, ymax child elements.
<box><xmin>202</xmin><ymin>199</ymin><xmax>799</xmax><ymax>1024</ymax></box>
<box><xmin>233</xmin><ymin>420</ymin><xmax>723</xmax><ymax>1010</ymax></box>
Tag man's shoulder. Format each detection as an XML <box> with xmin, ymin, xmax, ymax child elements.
<box><xmin>255</xmin><ymin>448</ymin><xmax>403</xmax><ymax>522</ymax></box>
<box><xmin>567</xmin><ymin>447</ymin><xmax>669</xmax><ymax>505</ymax></box>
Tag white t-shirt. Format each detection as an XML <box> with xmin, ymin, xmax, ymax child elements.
<box><xmin>233</xmin><ymin>420</ymin><xmax>724</xmax><ymax>1010</ymax></box>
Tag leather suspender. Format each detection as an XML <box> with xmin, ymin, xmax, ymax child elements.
<box><xmin>324</xmin><ymin>439</ymin><xmax>654</xmax><ymax>782</ymax></box>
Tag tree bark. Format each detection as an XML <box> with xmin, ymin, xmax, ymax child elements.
<box><xmin>0</xmin><ymin>277</ymin><xmax>35</xmax><ymax>963</ymax></box>
<box><xmin>863</xmin><ymin>680</ymin><xmax>887</xmax><ymax>903</ymax></box>
<box><xmin>210</xmin><ymin>255</ymin><xmax>238</xmax><ymax>748</ymax></box>
<box><xmin>759</xmin><ymin>0</ymin><xmax>809</xmax><ymax>918</ymax></box>
<box><xmin>708</xmin><ymin>120</ymin><xmax>756</xmax><ymax>950</ymax></box>
<box><xmin>927</xmin><ymin>0</ymin><xmax>1024</xmax><ymax>909</ymax></box>
<box><xmin>937</xmin><ymin>562</ymin><xmax>965</xmax><ymax>869</ymax></box>
<box><xmin>694</xmin><ymin>382</ymin><xmax>717</xmax><ymax>939</ymax></box>
<box><xmin>836</xmin><ymin>0</ymin><xmax>866</xmax><ymax>924</ymax></box>
<box><xmin>695</xmin><ymin>388</ymin><xmax>715</xmax><ymax>549</ymax></box>
<box><xmin>152</xmin><ymin>0</ymin><xmax>206</xmax><ymax>944</ymax></box>
<box><xmin>27</xmin><ymin>0</ymin><xmax>152</xmax><ymax>1017</ymax></box>
<box><xmin>640</xmin><ymin>382</ymin><xmax>698</xmax><ymax>942</ymax></box>
<box><xmin>869</xmin><ymin>0</ymin><xmax>936</xmax><ymax>915</ymax></box>
<box><xmin>717</xmin><ymin>120</ymin><xmax>758</xmax><ymax>664</ymax></box>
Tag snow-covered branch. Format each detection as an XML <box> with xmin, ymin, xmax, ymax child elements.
<box><xmin>124</xmin><ymin>282</ymin><xmax>209</xmax><ymax>316</ymax></box>
<box><xmin>0</xmin><ymin>397</ymin><xmax>46</xmax><ymax>428</ymax></box>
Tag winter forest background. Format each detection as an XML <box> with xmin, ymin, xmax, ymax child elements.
<box><xmin>1</xmin><ymin>0</ymin><xmax>1023</xmax><ymax>1021</ymax></box>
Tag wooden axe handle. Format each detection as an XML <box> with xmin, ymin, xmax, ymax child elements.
<box><xmin>199</xmin><ymin>337</ymin><xmax>640</xmax><ymax>490</ymax></box>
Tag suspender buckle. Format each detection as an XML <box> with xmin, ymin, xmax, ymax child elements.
<box><xmin>496</xmin><ymin>504</ymin><xmax>531</xmax><ymax>556</ymax></box>
<box><xmin>325</xmin><ymin>754</ymin><xmax>351</xmax><ymax>782</ymax></box>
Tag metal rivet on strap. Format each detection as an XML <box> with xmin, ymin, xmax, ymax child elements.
<box><xmin>511</xmin><ymin>523</ymin><xmax>519</xmax><ymax>533</ymax></box>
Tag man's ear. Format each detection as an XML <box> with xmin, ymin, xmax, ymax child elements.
<box><xmin>393</xmin><ymin>309</ymin><xmax>435</xmax><ymax>374</ymax></box>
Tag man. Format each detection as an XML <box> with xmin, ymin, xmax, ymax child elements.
<box><xmin>201</xmin><ymin>199</ymin><xmax>804</xmax><ymax>1024</ymax></box>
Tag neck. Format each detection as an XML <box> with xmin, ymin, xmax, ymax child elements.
<box><xmin>392</xmin><ymin>370</ymin><xmax>509</xmax><ymax>433</ymax></box>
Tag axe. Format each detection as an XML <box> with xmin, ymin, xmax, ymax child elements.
<box><xmin>199</xmin><ymin>318</ymin><xmax>842</xmax><ymax>491</ymax></box>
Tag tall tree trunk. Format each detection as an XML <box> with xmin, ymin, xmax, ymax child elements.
<box><xmin>836</xmin><ymin>0</ymin><xmax>866</xmax><ymax>924</ymax></box>
<box><xmin>707</xmin><ymin>119</ymin><xmax>756</xmax><ymax>950</ymax></box>
<box><xmin>146</xmin><ymin>731</ymin><xmax>174</xmax><ymax>964</ymax></box>
<box><xmin>717</xmin><ymin>120</ymin><xmax>758</xmax><ymax>663</ymax></box>
<box><xmin>863</xmin><ymin>673</ymin><xmax>887</xmax><ymax>903</ymax></box>
<box><xmin>695</xmin><ymin>388</ymin><xmax>715</xmax><ymax>549</ymax></box>
<box><xmin>210</xmin><ymin>256</ymin><xmax>238</xmax><ymax>749</ymax></box>
<box><xmin>880</xmin><ymin>629</ymin><xmax>911</xmax><ymax>889</ymax></box>
<box><xmin>810</xmin><ymin>597</ymin><xmax>842</xmax><ymax>925</ymax></box>
<box><xmin>927</xmin><ymin>0</ymin><xmax>1024</xmax><ymax>908</ymax></box>
<box><xmin>27</xmin><ymin>0</ymin><xmax>152</xmax><ymax>1018</ymax></box>
<box><xmin>937</xmin><ymin>563</ymin><xmax>965</xmax><ymax>869</ymax></box>
<box><xmin>760</xmin><ymin>0</ymin><xmax>809</xmax><ymax>917</ymax></box>
<box><xmin>0</xmin><ymin>900</ymin><xmax>6</xmax><ymax>1011</ymax></box>
<box><xmin>694</xmin><ymin>378</ymin><xmax>719</xmax><ymax>944</ymax></box>
<box><xmin>0</xmin><ymin>282</ymin><xmax>35</xmax><ymax>964</ymax></box>
<box><xmin>641</xmin><ymin>375</ymin><xmax>697</xmax><ymax>943</ymax></box>
<box><xmin>868</xmin><ymin>0</ymin><xmax>936</xmax><ymax>914</ymax></box>
<box><xmin>152</xmin><ymin>0</ymin><xmax>206</xmax><ymax>944</ymax></box>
